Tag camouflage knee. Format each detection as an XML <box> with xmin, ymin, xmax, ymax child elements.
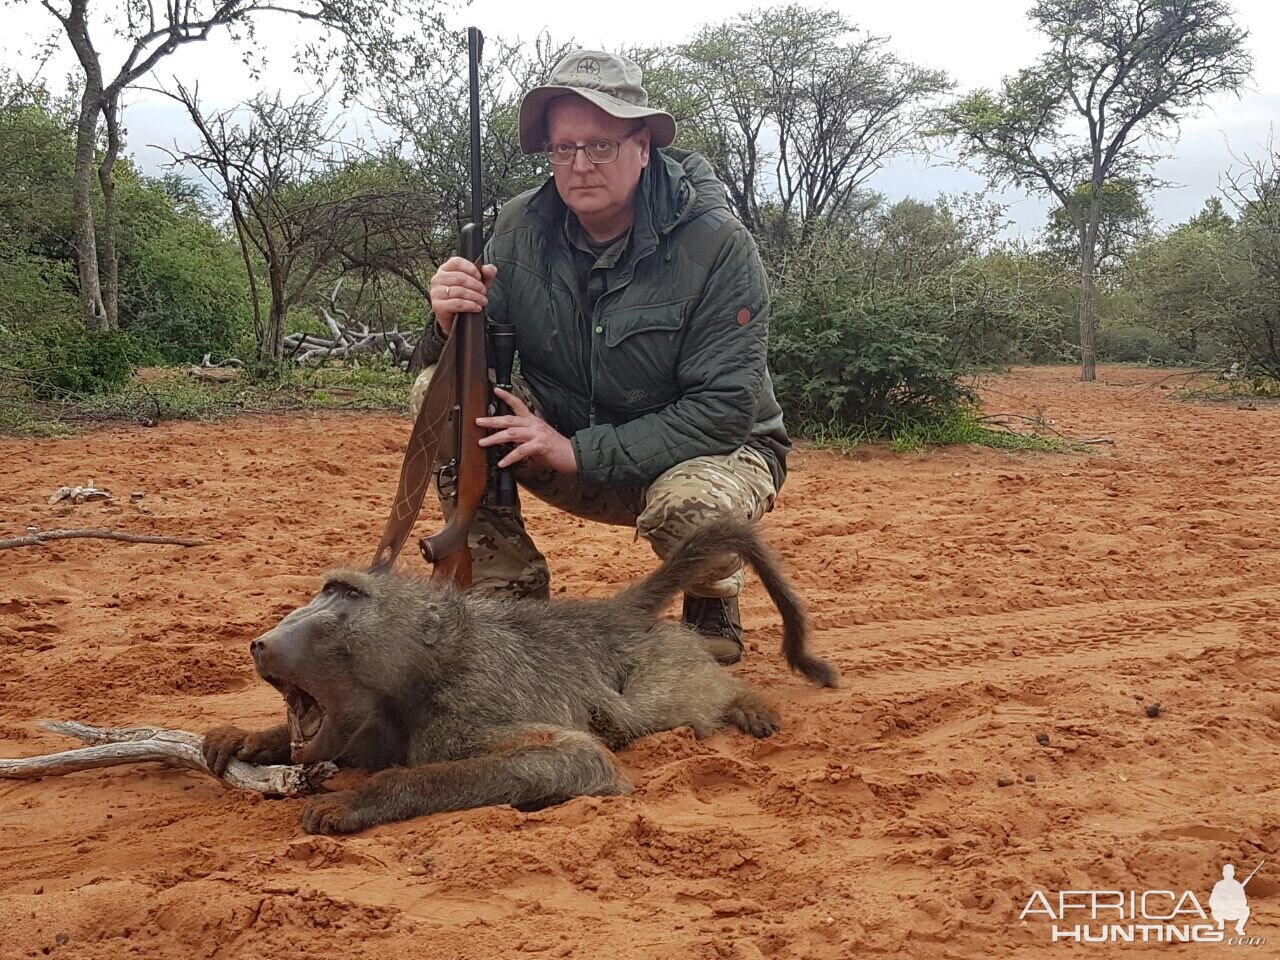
<box><xmin>466</xmin><ymin>506</ymin><xmax>550</xmax><ymax>601</ymax></box>
<box><xmin>409</xmin><ymin>366</ymin><xmax>549</xmax><ymax>599</ymax></box>
<box><xmin>636</xmin><ymin>447</ymin><xmax>778</xmax><ymax>599</ymax></box>
<box><xmin>409</xmin><ymin>364</ymin><xmax>436</xmax><ymax>421</ymax></box>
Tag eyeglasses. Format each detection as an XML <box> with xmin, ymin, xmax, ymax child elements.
<box><xmin>543</xmin><ymin>129</ymin><xmax>643</xmax><ymax>165</ymax></box>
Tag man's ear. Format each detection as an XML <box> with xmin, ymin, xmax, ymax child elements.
<box><xmin>639</xmin><ymin>127</ymin><xmax>651</xmax><ymax>167</ymax></box>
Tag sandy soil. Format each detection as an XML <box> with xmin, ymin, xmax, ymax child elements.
<box><xmin>2</xmin><ymin>365</ymin><xmax>1277</xmax><ymax>959</ymax></box>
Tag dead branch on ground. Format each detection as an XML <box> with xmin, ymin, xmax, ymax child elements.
<box><xmin>976</xmin><ymin>413</ymin><xmax>1114</xmax><ymax>445</ymax></box>
<box><xmin>0</xmin><ymin>529</ymin><xmax>207</xmax><ymax>550</ymax></box>
<box><xmin>0</xmin><ymin>721</ymin><xmax>335</xmax><ymax>797</ymax></box>
<box><xmin>282</xmin><ymin>279</ymin><xmax>418</xmax><ymax>366</ymax></box>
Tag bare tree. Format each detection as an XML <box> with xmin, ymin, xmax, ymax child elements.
<box><xmin>162</xmin><ymin>83</ymin><xmax>346</xmax><ymax>361</ymax></box>
<box><xmin>17</xmin><ymin>0</ymin><xmax>443</xmax><ymax>332</ymax></box>
<box><xmin>1222</xmin><ymin>142</ymin><xmax>1280</xmax><ymax>376</ymax></box>
<box><xmin>372</xmin><ymin>32</ymin><xmax>565</xmax><ymax>244</ymax></box>
<box><xmin>937</xmin><ymin>0</ymin><xmax>1251</xmax><ymax>381</ymax></box>
<box><xmin>638</xmin><ymin>31</ymin><xmax>770</xmax><ymax>235</ymax></box>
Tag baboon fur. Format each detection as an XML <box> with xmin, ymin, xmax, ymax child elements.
<box><xmin>203</xmin><ymin>518</ymin><xmax>838</xmax><ymax>834</ymax></box>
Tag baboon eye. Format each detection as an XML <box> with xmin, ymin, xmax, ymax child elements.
<box><xmin>321</xmin><ymin>581</ymin><xmax>363</xmax><ymax>600</ymax></box>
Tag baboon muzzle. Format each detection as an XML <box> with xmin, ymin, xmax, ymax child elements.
<box><xmin>248</xmin><ymin>613</ymin><xmax>332</xmax><ymax>762</ymax></box>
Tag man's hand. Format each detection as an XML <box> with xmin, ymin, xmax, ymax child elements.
<box><xmin>429</xmin><ymin>257</ymin><xmax>497</xmax><ymax>336</ymax></box>
<box><xmin>477</xmin><ymin>388</ymin><xmax>578</xmax><ymax>474</ymax></box>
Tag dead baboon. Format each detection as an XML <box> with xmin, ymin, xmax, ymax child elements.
<box><xmin>203</xmin><ymin>518</ymin><xmax>838</xmax><ymax>834</ymax></box>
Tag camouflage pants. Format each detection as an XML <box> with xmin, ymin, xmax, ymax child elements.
<box><xmin>410</xmin><ymin>365</ymin><xmax>777</xmax><ymax>600</ymax></box>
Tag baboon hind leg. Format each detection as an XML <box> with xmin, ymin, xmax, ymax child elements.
<box><xmin>723</xmin><ymin>686</ymin><xmax>780</xmax><ymax>738</ymax></box>
<box><xmin>301</xmin><ymin>724</ymin><xmax>631</xmax><ymax>835</ymax></box>
<box><xmin>619</xmin><ymin>652</ymin><xmax>781</xmax><ymax>743</ymax></box>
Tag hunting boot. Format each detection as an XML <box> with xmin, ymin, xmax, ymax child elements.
<box><xmin>682</xmin><ymin>594</ymin><xmax>744</xmax><ymax>665</ymax></box>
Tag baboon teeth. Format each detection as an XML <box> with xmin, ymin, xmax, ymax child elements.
<box><xmin>285</xmin><ymin>686</ymin><xmax>324</xmax><ymax>741</ymax></box>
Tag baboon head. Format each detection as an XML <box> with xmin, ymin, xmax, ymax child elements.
<box><xmin>249</xmin><ymin>569</ymin><xmax>452</xmax><ymax>769</ymax></box>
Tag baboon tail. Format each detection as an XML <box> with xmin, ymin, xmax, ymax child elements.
<box><xmin>616</xmin><ymin>518</ymin><xmax>839</xmax><ymax>688</ymax></box>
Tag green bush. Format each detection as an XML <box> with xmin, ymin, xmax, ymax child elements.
<box><xmin>116</xmin><ymin>175</ymin><xmax>254</xmax><ymax>362</ymax></box>
<box><xmin>1096</xmin><ymin>322</ymin><xmax>1194</xmax><ymax>365</ymax></box>
<box><xmin>769</xmin><ymin>288</ymin><xmax>972</xmax><ymax>431</ymax></box>
<box><xmin>0</xmin><ymin>245</ymin><xmax>80</xmax><ymax>345</ymax></box>
<box><xmin>32</xmin><ymin>324</ymin><xmax>142</xmax><ymax>399</ymax></box>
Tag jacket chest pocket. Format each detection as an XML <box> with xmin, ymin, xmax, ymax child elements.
<box><xmin>595</xmin><ymin>299</ymin><xmax>691</xmax><ymax>414</ymax></box>
<box><xmin>516</xmin><ymin>282</ymin><xmax>580</xmax><ymax>377</ymax></box>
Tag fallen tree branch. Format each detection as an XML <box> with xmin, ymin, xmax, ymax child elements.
<box><xmin>0</xmin><ymin>721</ymin><xmax>336</xmax><ymax>797</ymax></box>
<box><xmin>281</xmin><ymin>292</ymin><xmax>418</xmax><ymax>368</ymax></box>
<box><xmin>0</xmin><ymin>529</ymin><xmax>207</xmax><ymax>550</ymax></box>
<box><xmin>975</xmin><ymin>414</ymin><xmax>1114</xmax><ymax>446</ymax></box>
<box><xmin>199</xmin><ymin>353</ymin><xmax>244</xmax><ymax>369</ymax></box>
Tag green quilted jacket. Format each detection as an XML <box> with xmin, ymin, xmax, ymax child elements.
<box><xmin>420</xmin><ymin>148</ymin><xmax>790</xmax><ymax>490</ymax></box>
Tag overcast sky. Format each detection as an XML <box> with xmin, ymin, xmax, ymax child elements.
<box><xmin>5</xmin><ymin>0</ymin><xmax>1277</xmax><ymax>238</ymax></box>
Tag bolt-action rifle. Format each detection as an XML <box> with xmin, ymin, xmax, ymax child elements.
<box><xmin>371</xmin><ymin>26</ymin><xmax>518</xmax><ymax>582</ymax></box>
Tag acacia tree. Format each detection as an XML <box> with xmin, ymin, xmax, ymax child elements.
<box><xmin>18</xmin><ymin>0</ymin><xmax>442</xmax><ymax>332</ymax></box>
<box><xmin>1128</xmin><ymin>198</ymin><xmax>1237</xmax><ymax>355</ymax></box>
<box><xmin>937</xmin><ymin>0</ymin><xmax>1250</xmax><ymax>381</ymax></box>
<box><xmin>660</xmin><ymin>5</ymin><xmax>949</xmax><ymax>249</ymax></box>
<box><xmin>1044</xmin><ymin>178</ymin><xmax>1153</xmax><ymax>273</ymax></box>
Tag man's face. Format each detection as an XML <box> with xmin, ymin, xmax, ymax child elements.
<box><xmin>544</xmin><ymin>96</ymin><xmax>650</xmax><ymax>228</ymax></box>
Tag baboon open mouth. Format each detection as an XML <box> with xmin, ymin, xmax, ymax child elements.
<box><xmin>266</xmin><ymin>678</ymin><xmax>325</xmax><ymax>751</ymax></box>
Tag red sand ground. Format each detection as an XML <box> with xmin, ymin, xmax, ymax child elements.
<box><xmin>1</xmin><ymin>365</ymin><xmax>1277</xmax><ymax>959</ymax></box>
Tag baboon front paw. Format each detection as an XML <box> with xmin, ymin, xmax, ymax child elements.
<box><xmin>202</xmin><ymin>725</ymin><xmax>249</xmax><ymax>776</ymax></box>
<box><xmin>727</xmin><ymin>701</ymin><xmax>781</xmax><ymax>738</ymax></box>
<box><xmin>237</xmin><ymin>729</ymin><xmax>285</xmax><ymax>766</ymax></box>
<box><xmin>301</xmin><ymin>792</ymin><xmax>365</xmax><ymax>835</ymax></box>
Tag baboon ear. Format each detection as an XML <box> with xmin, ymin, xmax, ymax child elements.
<box><xmin>418</xmin><ymin>601</ymin><xmax>443</xmax><ymax>645</ymax></box>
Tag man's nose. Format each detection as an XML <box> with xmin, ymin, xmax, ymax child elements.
<box><xmin>571</xmin><ymin>148</ymin><xmax>594</xmax><ymax>175</ymax></box>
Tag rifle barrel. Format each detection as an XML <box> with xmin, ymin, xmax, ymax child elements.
<box><xmin>467</xmin><ymin>27</ymin><xmax>484</xmax><ymax>252</ymax></box>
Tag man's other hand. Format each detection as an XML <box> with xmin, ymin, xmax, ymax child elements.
<box><xmin>477</xmin><ymin>388</ymin><xmax>578</xmax><ymax>474</ymax></box>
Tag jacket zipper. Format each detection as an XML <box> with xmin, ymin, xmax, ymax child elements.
<box><xmin>586</xmin><ymin>243</ymin><xmax>659</xmax><ymax>426</ymax></box>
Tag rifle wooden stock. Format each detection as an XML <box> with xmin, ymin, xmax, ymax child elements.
<box><xmin>418</xmin><ymin>292</ymin><xmax>489</xmax><ymax>578</ymax></box>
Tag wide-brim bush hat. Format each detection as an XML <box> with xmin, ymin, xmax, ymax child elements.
<box><xmin>518</xmin><ymin>49</ymin><xmax>677</xmax><ymax>154</ymax></box>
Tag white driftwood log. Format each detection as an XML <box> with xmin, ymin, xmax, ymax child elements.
<box><xmin>282</xmin><ymin>283</ymin><xmax>417</xmax><ymax>367</ymax></box>
<box><xmin>283</xmin><ymin>326</ymin><xmax>417</xmax><ymax>366</ymax></box>
<box><xmin>0</xmin><ymin>721</ymin><xmax>336</xmax><ymax>797</ymax></box>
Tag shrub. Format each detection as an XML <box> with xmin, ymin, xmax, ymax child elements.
<box><xmin>1095</xmin><ymin>322</ymin><xmax>1195</xmax><ymax>365</ymax></box>
<box><xmin>116</xmin><ymin>175</ymin><xmax>254</xmax><ymax>362</ymax></box>
<box><xmin>31</xmin><ymin>323</ymin><xmax>142</xmax><ymax>399</ymax></box>
<box><xmin>769</xmin><ymin>288</ymin><xmax>972</xmax><ymax>431</ymax></box>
